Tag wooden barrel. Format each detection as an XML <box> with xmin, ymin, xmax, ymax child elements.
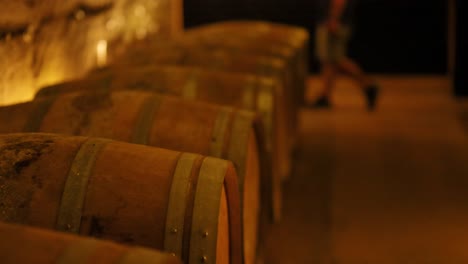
<box><xmin>181</xmin><ymin>27</ymin><xmax>303</xmax><ymax>139</ymax></box>
<box><xmin>0</xmin><ymin>91</ymin><xmax>266</xmax><ymax>264</ymax></box>
<box><xmin>192</xmin><ymin>21</ymin><xmax>309</xmax><ymax>52</ymax></box>
<box><xmin>0</xmin><ymin>133</ymin><xmax>240</xmax><ymax>264</ymax></box>
<box><xmin>0</xmin><ymin>221</ymin><xmax>182</xmax><ymax>264</ymax></box>
<box><xmin>182</xmin><ymin>30</ymin><xmax>295</xmax><ymax>61</ymax></box>
<box><xmin>117</xmin><ymin>41</ymin><xmax>290</xmax><ymax>111</ymax></box>
<box><xmin>185</xmin><ymin>21</ymin><xmax>310</xmax><ymax>156</ymax></box>
<box><xmin>113</xmin><ymin>40</ymin><xmax>295</xmax><ymax>179</ymax></box>
<box><xmin>188</xmin><ymin>20</ymin><xmax>309</xmax><ymax>105</ymax></box>
<box><xmin>35</xmin><ymin>65</ymin><xmax>287</xmax><ymax>223</ymax></box>
<box><xmin>175</xmin><ymin>34</ymin><xmax>298</xmax><ymax>131</ymax></box>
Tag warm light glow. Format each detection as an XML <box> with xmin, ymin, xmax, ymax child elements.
<box><xmin>0</xmin><ymin>59</ymin><xmax>35</xmax><ymax>106</ymax></box>
<box><xmin>1</xmin><ymin>0</ymin><xmax>182</xmax><ymax>106</ymax></box>
<box><xmin>106</xmin><ymin>16</ymin><xmax>124</xmax><ymax>32</ymax></box>
<box><xmin>0</xmin><ymin>81</ymin><xmax>35</xmax><ymax>106</ymax></box>
<box><xmin>96</xmin><ymin>40</ymin><xmax>108</xmax><ymax>67</ymax></box>
<box><xmin>136</xmin><ymin>28</ymin><xmax>148</xmax><ymax>39</ymax></box>
<box><xmin>134</xmin><ymin>4</ymin><xmax>147</xmax><ymax>17</ymax></box>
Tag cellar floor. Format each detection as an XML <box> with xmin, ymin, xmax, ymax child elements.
<box><xmin>262</xmin><ymin>76</ymin><xmax>468</xmax><ymax>263</ymax></box>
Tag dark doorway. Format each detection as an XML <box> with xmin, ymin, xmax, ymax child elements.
<box><xmin>455</xmin><ymin>0</ymin><xmax>468</xmax><ymax>97</ymax></box>
<box><xmin>184</xmin><ymin>0</ymin><xmax>448</xmax><ymax>74</ymax></box>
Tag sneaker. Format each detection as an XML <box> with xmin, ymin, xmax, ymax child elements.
<box><xmin>364</xmin><ymin>84</ymin><xmax>379</xmax><ymax>111</ymax></box>
<box><xmin>308</xmin><ymin>95</ymin><xmax>331</xmax><ymax>109</ymax></box>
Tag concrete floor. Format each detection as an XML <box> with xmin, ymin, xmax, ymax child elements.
<box><xmin>263</xmin><ymin>76</ymin><xmax>468</xmax><ymax>264</ymax></box>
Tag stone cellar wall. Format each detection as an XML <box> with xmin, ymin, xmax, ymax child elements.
<box><xmin>0</xmin><ymin>0</ymin><xmax>183</xmax><ymax>106</ymax></box>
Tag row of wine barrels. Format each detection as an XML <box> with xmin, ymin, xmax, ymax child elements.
<box><xmin>35</xmin><ymin>65</ymin><xmax>287</xmax><ymax>222</ymax></box>
<box><xmin>173</xmin><ymin>34</ymin><xmax>298</xmax><ymax>140</ymax></box>
<box><xmin>0</xmin><ymin>221</ymin><xmax>182</xmax><ymax>264</ymax></box>
<box><xmin>184</xmin><ymin>21</ymin><xmax>310</xmax><ymax>166</ymax></box>
<box><xmin>139</xmin><ymin>35</ymin><xmax>298</xmax><ymax>141</ymax></box>
<box><xmin>112</xmin><ymin>38</ymin><xmax>296</xmax><ymax>155</ymax></box>
<box><xmin>182</xmin><ymin>23</ymin><xmax>306</xmax><ymax>145</ymax></box>
<box><xmin>0</xmin><ymin>91</ymin><xmax>267</xmax><ymax>264</ymax></box>
<box><xmin>0</xmin><ymin>133</ymin><xmax>240</xmax><ymax>264</ymax></box>
<box><xmin>187</xmin><ymin>20</ymin><xmax>309</xmax><ymax>107</ymax></box>
<box><xmin>112</xmin><ymin>37</ymin><xmax>297</xmax><ymax>179</ymax></box>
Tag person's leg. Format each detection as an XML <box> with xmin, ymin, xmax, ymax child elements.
<box><xmin>310</xmin><ymin>62</ymin><xmax>337</xmax><ymax>108</ymax></box>
<box><xmin>337</xmin><ymin>57</ymin><xmax>374</xmax><ymax>88</ymax></box>
<box><xmin>321</xmin><ymin>62</ymin><xmax>338</xmax><ymax>98</ymax></box>
<box><xmin>310</xmin><ymin>24</ymin><xmax>337</xmax><ymax>108</ymax></box>
<box><xmin>337</xmin><ymin>57</ymin><xmax>380</xmax><ymax>110</ymax></box>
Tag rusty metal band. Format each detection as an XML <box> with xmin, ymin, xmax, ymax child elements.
<box><xmin>210</xmin><ymin>107</ymin><xmax>233</xmax><ymax>158</ymax></box>
<box><xmin>56</xmin><ymin>138</ymin><xmax>110</xmax><ymax>233</ymax></box>
<box><xmin>241</xmin><ymin>78</ymin><xmax>256</xmax><ymax>110</ymax></box>
<box><xmin>118</xmin><ymin>248</ymin><xmax>168</xmax><ymax>264</ymax></box>
<box><xmin>182</xmin><ymin>70</ymin><xmax>200</xmax><ymax>99</ymax></box>
<box><xmin>164</xmin><ymin>153</ymin><xmax>198</xmax><ymax>258</ymax></box>
<box><xmin>23</xmin><ymin>97</ymin><xmax>56</xmax><ymax>132</ymax></box>
<box><xmin>131</xmin><ymin>95</ymin><xmax>162</xmax><ymax>145</ymax></box>
<box><xmin>227</xmin><ymin>111</ymin><xmax>254</xmax><ymax>196</ymax></box>
<box><xmin>256</xmin><ymin>82</ymin><xmax>275</xmax><ymax>152</ymax></box>
<box><xmin>189</xmin><ymin>157</ymin><xmax>227</xmax><ymax>264</ymax></box>
<box><xmin>55</xmin><ymin>239</ymin><xmax>99</xmax><ymax>264</ymax></box>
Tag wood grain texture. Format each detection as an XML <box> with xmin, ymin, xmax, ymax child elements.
<box><xmin>0</xmin><ymin>221</ymin><xmax>182</xmax><ymax>264</ymax></box>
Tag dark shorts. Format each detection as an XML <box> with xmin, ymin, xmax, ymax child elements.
<box><xmin>315</xmin><ymin>24</ymin><xmax>351</xmax><ymax>63</ymax></box>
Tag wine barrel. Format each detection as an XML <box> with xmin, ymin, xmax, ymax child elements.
<box><xmin>0</xmin><ymin>91</ymin><xmax>267</xmax><ymax>264</ymax></box>
<box><xmin>114</xmin><ymin>40</ymin><xmax>295</xmax><ymax>179</ymax></box>
<box><xmin>190</xmin><ymin>21</ymin><xmax>308</xmax><ymax>54</ymax></box>
<box><xmin>0</xmin><ymin>133</ymin><xmax>240</xmax><ymax>264</ymax></box>
<box><xmin>35</xmin><ymin>65</ymin><xmax>287</xmax><ymax>222</ymax></box>
<box><xmin>185</xmin><ymin>21</ymin><xmax>310</xmax><ymax>158</ymax></box>
<box><xmin>187</xmin><ymin>20</ymin><xmax>309</xmax><ymax>106</ymax></box>
<box><xmin>182</xmin><ymin>30</ymin><xmax>295</xmax><ymax>62</ymax></box>
<box><xmin>117</xmin><ymin>40</ymin><xmax>290</xmax><ymax>113</ymax></box>
<box><xmin>181</xmin><ymin>27</ymin><xmax>303</xmax><ymax>140</ymax></box>
<box><xmin>0</xmin><ymin>221</ymin><xmax>182</xmax><ymax>264</ymax></box>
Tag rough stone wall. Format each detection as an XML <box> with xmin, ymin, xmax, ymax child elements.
<box><xmin>0</xmin><ymin>0</ymin><xmax>183</xmax><ymax>106</ymax></box>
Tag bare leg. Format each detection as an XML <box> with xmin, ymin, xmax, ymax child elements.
<box><xmin>320</xmin><ymin>62</ymin><xmax>338</xmax><ymax>97</ymax></box>
<box><xmin>308</xmin><ymin>62</ymin><xmax>337</xmax><ymax>108</ymax></box>
<box><xmin>337</xmin><ymin>57</ymin><xmax>374</xmax><ymax>89</ymax></box>
<box><xmin>337</xmin><ymin>57</ymin><xmax>380</xmax><ymax>110</ymax></box>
